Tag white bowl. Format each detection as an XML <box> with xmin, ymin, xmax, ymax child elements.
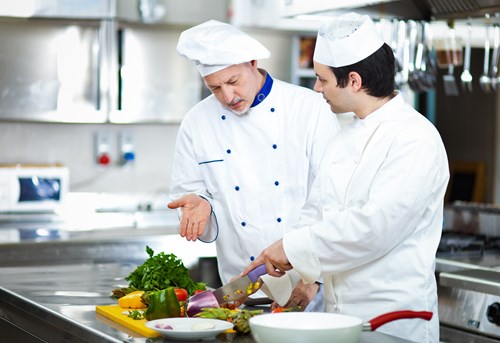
<box><xmin>249</xmin><ymin>312</ymin><xmax>363</xmax><ymax>343</ymax></box>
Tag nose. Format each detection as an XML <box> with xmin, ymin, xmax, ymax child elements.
<box><xmin>313</xmin><ymin>78</ymin><xmax>322</xmax><ymax>93</ymax></box>
<box><xmin>221</xmin><ymin>86</ymin><xmax>234</xmax><ymax>104</ymax></box>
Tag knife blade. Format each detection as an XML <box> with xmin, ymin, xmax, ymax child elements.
<box><xmin>211</xmin><ymin>264</ymin><xmax>267</xmax><ymax>304</ymax></box>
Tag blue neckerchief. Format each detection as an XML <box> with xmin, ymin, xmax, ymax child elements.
<box><xmin>250</xmin><ymin>73</ymin><xmax>273</xmax><ymax>108</ymax></box>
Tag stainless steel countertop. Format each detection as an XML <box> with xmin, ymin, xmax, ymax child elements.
<box><xmin>0</xmin><ymin>253</ymin><xmax>415</xmax><ymax>342</ymax></box>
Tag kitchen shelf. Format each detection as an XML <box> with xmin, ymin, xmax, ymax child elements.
<box><xmin>291</xmin><ymin>34</ymin><xmax>317</xmax><ymax>89</ymax></box>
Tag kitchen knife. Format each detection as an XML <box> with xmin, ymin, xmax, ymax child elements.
<box><xmin>212</xmin><ymin>264</ymin><xmax>267</xmax><ymax>304</ymax></box>
<box><xmin>187</xmin><ymin>264</ymin><xmax>267</xmax><ymax>316</ymax></box>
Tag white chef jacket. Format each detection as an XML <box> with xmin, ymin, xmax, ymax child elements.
<box><xmin>272</xmin><ymin>93</ymin><xmax>448</xmax><ymax>343</ymax></box>
<box><xmin>169</xmin><ymin>73</ymin><xmax>340</xmax><ymax>284</ymax></box>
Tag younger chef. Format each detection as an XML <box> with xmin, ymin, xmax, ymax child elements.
<box><xmin>243</xmin><ymin>12</ymin><xmax>449</xmax><ymax>343</ymax></box>
<box><xmin>168</xmin><ymin>20</ymin><xmax>340</xmax><ymax>310</ymax></box>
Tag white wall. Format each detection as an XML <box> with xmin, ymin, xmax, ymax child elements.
<box><xmin>0</xmin><ymin>122</ymin><xmax>179</xmax><ymax>195</ymax></box>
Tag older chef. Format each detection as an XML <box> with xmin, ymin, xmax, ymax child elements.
<box><xmin>243</xmin><ymin>13</ymin><xmax>449</xmax><ymax>343</ymax></box>
<box><xmin>168</xmin><ymin>20</ymin><xmax>340</xmax><ymax>309</ymax></box>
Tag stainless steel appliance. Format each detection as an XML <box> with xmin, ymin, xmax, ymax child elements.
<box><xmin>0</xmin><ymin>164</ymin><xmax>69</xmax><ymax>213</ymax></box>
<box><xmin>437</xmin><ymin>206</ymin><xmax>500</xmax><ymax>343</ymax></box>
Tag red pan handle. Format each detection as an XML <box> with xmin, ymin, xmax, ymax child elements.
<box><xmin>368</xmin><ymin>310</ymin><xmax>433</xmax><ymax>331</ymax></box>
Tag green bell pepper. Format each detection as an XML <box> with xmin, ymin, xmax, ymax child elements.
<box><xmin>143</xmin><ymin>287</ymin><xmax>181</xmax><ymax>320</ymax></box>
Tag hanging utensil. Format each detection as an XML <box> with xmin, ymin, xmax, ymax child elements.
<box><xmin>479</xmin><ymin>24</ymin><xmax>492</xmax><ymax>93</ymax></box>
<box><xmin>442</xmin><ymin>24</ymin><xmax>460</xmax><ymax>96</ymax></box>
<box><xmin>460</xmin><ymin>22</ymin><xmax>473</xmax><ymax>92</ymax></box>
<box><xmin>407</xmin><ymin>20</ymin><xmax>421</xmax><ymax>92</ymax></box>
<box><xmin>443</xmin><ymin>64</ymin><xmax>459</xmax><ymax>96</ymax></box>
<box><xmin>394</xmin><ymin>19</ymin><xmax>407</xmax><ymax>88</ymax></box>
<box><xmin>422</xmin><ymin>21</ymin><xmax>437</xmax><ymax>90</ymax></box>
<box><xmin>490</xmin><ymin>24</ymin><xmax>500</xmax><ymax>90</ymax></box>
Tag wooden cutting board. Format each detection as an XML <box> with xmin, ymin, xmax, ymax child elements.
<box><xmin>95</xmin><ymin>304</ymin><xmax>161</xmax><ymax>338</ymax></box>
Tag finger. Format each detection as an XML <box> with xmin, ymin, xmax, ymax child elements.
<box><xmin>265</xmin><ymin>261</ymin><xmax>285</xmax><ymax>277</ymax></box>
<box><xmin>191</xmin><ymin>222</ymin><xmax>200</xmax><ymax>241</ymax></box>
<box><xmin>186</xmin><ymin>220</ymin><xmax>196</xmax><ymax>241</ymax></box>
<box><xmin>197</xmin><ymin>220</ymin><xmax>207</xmax><ymax>236</ymax></box>
<box><xmin>167</xmin><ymin>198</ymin><xmax>184</xmax><ymax>209</ymax></box>
<box><xmin>179</xmin><ymin>217</ymin><xmax>189</xmax><ymax>237</ymax></box>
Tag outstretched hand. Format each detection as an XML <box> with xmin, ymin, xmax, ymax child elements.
<box><xmin>241</xmin><ymin>239</ymin><xmax>292</xmax><ymax>278</ymax></box>
<box><xmin>167</xmin><ymin>194</ymin><xmax>211</xmax><ymax>241</ymax></box>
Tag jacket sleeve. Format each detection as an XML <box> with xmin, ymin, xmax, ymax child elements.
<box><xmin>169</xmin><ymin>118</ymin><xmax>218</xmax><ymax>242</ymax></box>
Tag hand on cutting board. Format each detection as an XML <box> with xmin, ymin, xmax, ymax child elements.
<box><xmin>270</xmin><ymin>280</ymin><xmax>319</xmax><ymax>311</ymax></box>
<box><xmin>167</xmin><ymin>193</ymin><xmax>211</xmax><ymax>241</ymax></box>
<box><xmin>242</xmin><ymin>239</ymin><xmax>292</xmax><ymax>277</ymax></box>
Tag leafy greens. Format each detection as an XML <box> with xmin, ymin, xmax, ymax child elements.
<box><xmin>125</xmin><ymin>246</ymin><xmax>206</xmax><ymax>296</ymax></box>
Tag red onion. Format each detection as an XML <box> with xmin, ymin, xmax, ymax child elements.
<box><xmin>186</xmin><ymin>291</ymin><xmax>219</xmax><ymax>317</ymax></box>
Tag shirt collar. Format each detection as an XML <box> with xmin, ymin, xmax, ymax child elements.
<box><xmin>250</xmin><ymin>73</ymin><xmax>273</xmax><ymax>108</ymax></box>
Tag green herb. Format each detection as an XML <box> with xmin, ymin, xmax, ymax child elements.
<box><xmin>124</xmin><ymin>246</ymin><xmax>206</xmax><ymax>296</ymax></box>
<box><xmin>127</xmin><ymin>310</ymin><xmax>144</xmax><ymax>320</ymax></box>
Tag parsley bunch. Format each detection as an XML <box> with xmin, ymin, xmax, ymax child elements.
<box><xmin>125</xmin><ymin>246</ymin><xmax>205</xmax><ymax>296</ymax></box>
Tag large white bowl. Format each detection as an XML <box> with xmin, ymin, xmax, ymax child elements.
<box><xmin>249</xmin><ymin>312</ymin><xmax>363</xmax><ymax>343</ymax></box>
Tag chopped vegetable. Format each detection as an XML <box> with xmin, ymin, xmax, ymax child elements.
<box><xmin>124</xmin><ymin>246</ymin><xmax>206</xmax><ymax>296</ymax></box>
<box><xmin>118</xmin><ymin>291</ymin><xmax>146</xmax><ymax>309</ymax></box>
<box><xmin>155</xmin><ymin>323</ymin><xmax>174</xmax><ymax>330</ymax></box>
<box><xmin>194</xmin><ymin>307</ymin><xmax>263</xmax><ymax>334</ymax></box>
<box><xmin>143</xmin><ymin>287</ymin><xmax>181</xmax><ymax>320</ymax></box>
<box><xmin>126</xmin><ymin>309</ymin><xmax>145</xmax><ymax>320</ymax></box>
<box><xmin>246</xmin><ymin>281</ymin><xmax>260</xmax><ymax>295</ymax></box>
<box><xmin>271</xmin><ymin>305</ymin><xmax>302</xmax><ymax>313</ymax></box>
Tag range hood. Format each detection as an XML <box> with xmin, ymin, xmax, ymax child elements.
<box><xmin>283</xmin><ymin>0</ymin><xmax>500</xmax><ymax>21</ymax></box>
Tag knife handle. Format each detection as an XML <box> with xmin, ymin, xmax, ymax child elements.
<box><xmin>248</xmin><ymin>264</ymin><xmax>267</xmax><ymax>282</ymax></box>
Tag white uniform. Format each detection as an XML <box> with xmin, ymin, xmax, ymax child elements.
<box><xmin>170</xmin><ymin>74</ymin><xmax>340</xmax><ymax>284</ymax></box>
<box><xmin>280</xmin><ymin>93</ymin><xmax>448</xmax><ymax>343</ymax></box>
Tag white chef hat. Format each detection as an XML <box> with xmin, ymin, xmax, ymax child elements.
<box><xmin>313</xmin><ymin>12</ymin><xmax>384</xmax><ymax>68</ymax></box>
<box><xmin>177</xmin><ymin>20</ymin><xmax>271</xmax><ymax>77</ymax></box>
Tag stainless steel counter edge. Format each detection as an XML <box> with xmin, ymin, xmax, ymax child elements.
<box><xmin>0</xmin><ymin>287</ymin><xmax>121</xmax><ymax>343</ymax></box>
<box><xmin>0</xmin><ymin>283</ymin><xmax>418</xmax><ymax>343</ymax></box>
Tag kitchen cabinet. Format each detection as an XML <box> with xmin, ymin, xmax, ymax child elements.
<box><xmin>0</xmin><ymin>0</ymin><xmax>228</xmax><ymax>124</ymax></box>
<box><xmin>109</xmin><ymin>23</ymin><xmax>202</xmax><ymax>123</ymax></box>
<box><xmin>0</xmin><ymin>18</ymin><xmax>106</xmax><ymax>123</ymax></box>
<box><xmin>291</xmin><ymin>34</ymin><xmax>317</xmax><ymax>89</ymax></box>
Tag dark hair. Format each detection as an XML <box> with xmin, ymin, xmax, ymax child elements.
<box><xmin>330</xmin><ymin>43</ymin><xmax>395</xmax><ymax>98</ymax></box>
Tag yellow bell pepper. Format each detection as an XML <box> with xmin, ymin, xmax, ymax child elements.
<box><xmin>118</xmin><ymin>291</ymin><xmax>147</xmax><ymax>309</ymax></box>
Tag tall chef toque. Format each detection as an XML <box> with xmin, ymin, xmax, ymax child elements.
<box><xmin>177</xmin><ymin>20</ymin><xmax>271</xmax><ymax>77</ymax></box>
<box><xmin>313</xmin><ymin>12</ymin><xmax>384</xmax><ymax>68</ymax></box>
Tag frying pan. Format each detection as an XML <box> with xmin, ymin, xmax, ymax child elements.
<box><xmin>249</xmin><ymin>310</ymin><xmax>432</xmax><ymax>343</ymax></box>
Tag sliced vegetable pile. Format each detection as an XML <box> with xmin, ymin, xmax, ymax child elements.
<box><xmin>194</xmin><ymin>307</ymin><xmax>263</xmax><ymax>334</ymax></box>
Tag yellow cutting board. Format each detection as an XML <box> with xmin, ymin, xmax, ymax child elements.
<box><xmin>96</xmin><ymin>305</ymin><xmax>161</xmax><ymax>338</ymax></box>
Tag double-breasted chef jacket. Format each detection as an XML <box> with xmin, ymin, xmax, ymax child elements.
<box><xmin>170</xmin><ymin>72</ymin><xmax>341</xmax><ymax>284</ymax></box>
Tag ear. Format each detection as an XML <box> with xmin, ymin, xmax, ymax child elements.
<box><xmin>348</xmin><ymin>72</ymin><xmax>363</xmax><ymax>92</ymax></box>
<box><xmin>250</xmin><ymin>60</ymin><xmax>258</xmax><ymax>68</ymax></box>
